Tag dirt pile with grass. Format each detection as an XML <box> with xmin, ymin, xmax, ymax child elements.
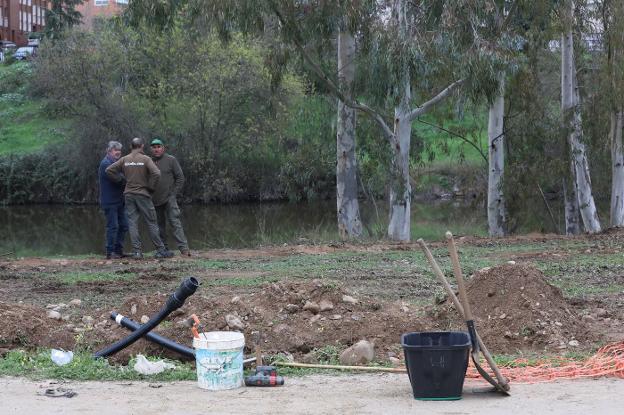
<box><xmin>0</xmin><ymin>302</ymin><xmax>75</xmax><ymax>355</ymax></box>
<box><xmin>0</xmin><ymin>263</ymin><xmax>609</xmax><ymax>364</ymax></box>
<box><xmin>90</xmin><ymin>280</ymin><xmax>431</xmax><ymax>363</ymax></box>
<box><xmin>464</xmin><ymin>264</ymin><xmax>594</xmax><ymax>352</ymax></box>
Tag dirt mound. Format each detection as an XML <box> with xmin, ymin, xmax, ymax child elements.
<box><xmin>0</xmin><ymin>302</ymin><xmax>75</xmax><ymax>356</ymax></box>
<box><xmin>86</xmin><ymin>280</ymin><xmax>430</xmax><ymax>363</ymax></box>
<box><xmin>0</xmin><ymin>265</ymin><xmax>604</xmax><ymax>362</ymax></box>
<box><xmin>464</xmin><ymin>264</ymin><xmax>595</xmax><ymax>352</ymax></box>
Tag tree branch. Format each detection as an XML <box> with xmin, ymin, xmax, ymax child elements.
<box><xmin>407</xmin><ymin>79</ymin><xmax>464</xmax><ymax>121</ymax></box>
<box><xmin>416</xmin><ymin>118</ymin><xmax>488</xmax><ymax>163</ymax></box>
<box><xmin>266</xmin><ymin>0</ymin><xmax>394</xmax><ymax>141</ymax></box>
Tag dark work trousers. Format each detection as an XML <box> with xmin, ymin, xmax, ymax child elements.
<box><xmin>125</xmin><ymin>193</ymin><xmax>166</xmax><ymax>253</ymax></box>
<box><xmin>103</xmin><ymin>203</ymin><xmax>128</xmax><ymax>255</ymax></box>
<box><xmin>155</xmin><ymin>197</ymin><xmax>189</xmax><ymax>252</ymax></box>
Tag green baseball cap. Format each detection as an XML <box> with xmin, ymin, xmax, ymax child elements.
<box><xmin>150</xmin><ymin>138</ymin><xmax>164</xmax><ymax>146</ymax></box>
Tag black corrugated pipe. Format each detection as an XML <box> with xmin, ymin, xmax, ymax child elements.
<box><xmin>94</xmin><ymin>277</ymin><xmax>199</xmax><ymax>358</ymax></box>
<box><xmin>110</xmin><ymin>311</ymin><xmax>195</xmax><ymax>359</ymax></box>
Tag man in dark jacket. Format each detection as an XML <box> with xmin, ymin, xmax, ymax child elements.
<box><xmin>106</xmin><ymin>137</ymin><xmax>173</xmax><ymax>259</ymax></box>
<box><xmin>150</xmin><ymin>138</ymin><xmax>190</xmax><ymax>256</ymax></box>
<box><xmin>98</xmin><ymin>141</ymin><xmax>128</xmax><ymax>259</ymax></box>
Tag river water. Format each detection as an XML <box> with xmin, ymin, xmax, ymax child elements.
<box><xmin>0</xmin><ymin>200</ymin><xmax>486</xmax><ymax>256</ymax></box>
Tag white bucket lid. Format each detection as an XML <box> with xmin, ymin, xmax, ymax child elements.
<box><xmin>193</xmin><ymin>331</ymin><xmax>245</xmax><ymax>350</ymax></box>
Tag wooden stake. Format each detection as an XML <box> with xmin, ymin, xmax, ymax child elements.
<box><xmin>274</xmin><ymin>361</ymin><xmax>406</xmax><ymax>373</ymax></box>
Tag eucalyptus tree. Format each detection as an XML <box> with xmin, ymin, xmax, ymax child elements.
<box><xmin>287</xmin><ymin>0</ymin><xmax>465</xmax><ymax>241</ymax></box>
<box><xmin>600</xmin><ymin>0</ymin><xmax>624</xmax><ymax>226</ymax></box>
<box><xmin>127</xmin><ymin>0</ymin><xmax>370</xmax><ymax>239</ymax></box>
<box><xmin>560</xmin><ymin>0</ymin><xmax>602</xmax><ymax>233</ymax></box>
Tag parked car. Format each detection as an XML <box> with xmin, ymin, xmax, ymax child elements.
<box><xmin>14</xmin><ymin>46</ymin><xmax>35</xmax><ymax>61</ymax></box>
<box><xmin>0</xmin><ymin>41</ymin><xmax>17</xmax><ymax>62</ymax></box>
<box><xmin>0</xmin><ymin>40</ymin><xmax>17</xmax><ymax>51</ymax></box>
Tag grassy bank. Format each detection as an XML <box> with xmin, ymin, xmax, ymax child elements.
<box><xmin>0</xmin><ymin>63</ymin><xmax>70</xmax><ymax>155</ymax></box>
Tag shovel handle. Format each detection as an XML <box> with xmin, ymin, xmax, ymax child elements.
<box><xmin>417</xmin><ymin>239</ymin><xmax>465</xmax><ymax>316</ymax></box>
<box><xmin>446</xmin><ymin>232</ymin><xmax>473</xmax><ymax>321</ymax></box>
<box><xmin>445</xmin><ymin>231</ymin><xmax>510</xmax><ymax>392</ymax></box>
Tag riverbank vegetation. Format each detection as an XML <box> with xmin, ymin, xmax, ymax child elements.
<box><xmin>1</xmin><ymin>1</ymin><xmax>622</xmax><ymax>240</ymax></box>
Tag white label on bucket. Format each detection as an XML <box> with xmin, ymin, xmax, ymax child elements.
<box><xmin>196</xmin><ymin>349</ymin><xmax>243</xmax><ymax>391</ymax></box>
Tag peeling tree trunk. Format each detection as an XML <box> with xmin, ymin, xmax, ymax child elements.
<box><xmin>561</xmin><ymin>15</ymin><xmax>601</xmax><ymax>233</ymax></box>
<box><xmin>487</xmin><ymin>74</ymin><xmax>507</xmax><ymax>237</ymax></box>
<box><xmin>387</xmin><ymin>0</ymin><xmax>411</xmax><ymax>242</ymax></box>
<box><xmin>336</xmin><ymin>28</ymin><xmax>362</xmax><ymax>239</ymax></box>
<box><xmin>387</xmin><ymin>99</ymin><xmax>412</xmax><ymax>242</ymax></box>
<box><xmin>563</xmin><ymin>175</ymin><xmax>582</xmax><ymax>235</ymax></box>
<box><xmin>610</xmin><ymin>110</ymin><xmax>624</xmax><ymax>226</ymax></box>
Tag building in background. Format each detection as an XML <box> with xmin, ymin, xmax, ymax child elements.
<box><xmin>77</xmin><ymin>0</ymin><xmax>127</xmax><ymax>30</ymax></box>
<box><xmin>0</xmin><ymin>0</ymin><xmax>49</xmax><ymax>46</ymax></box>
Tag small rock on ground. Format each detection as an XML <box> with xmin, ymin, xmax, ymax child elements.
<box><xmin>342</xmin><ymin>295</ymin><xmax>358</xmax><ymax>304</ymax></box>
<box><xmin>319</xmin><ymin>300</ymin><xmax>334</xmax><ymax>312</ymax></box>
<box><xmin>47</xmin><ymin>310</ymin><xmax>62</xmax><ymax>320</ymax></box>
<box><xmin>225</xmin><ymin>314</ymin><xmax>245</xmax><ymax>331</ymax></box>
<box><xmin>303</xmin><ymin>301</ymin><xmax>320</xmax><ymax>314</ymax></box>
<box><xmin>339</xmin><ymin>340</ymin><xmax>374</xmax><ymax>366</ymax></box>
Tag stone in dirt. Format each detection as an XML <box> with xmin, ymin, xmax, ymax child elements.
<box><xmin>303</xmin><ymin>301</ymin><xmax>320</xmax><ymax>314</ymax></box>
<box><xmin>176</xmin><ymin>317</ymin><xmax>194</xmax><ymax>328</ymax></box>
<box><xmin>47</xmin><ymin>310</ymin><xmax>61</xmax><ymax>320</ymax></box>
<box><xmin>81</xmin><ymin>316</ymin><xmax>94</xmax><ymax>326</ymax></box>
<box><xmin>342</xmin><ymin>295</ymin><xmax>358</xmax><ymax>304</ymax></box>
<box><xmin>319</xmin><ymin>300</ymin><xmax>334</xmax><ymax>312</ymax></box>
<box><xmin>285</xmin><ymin>304</ymin><xmax>300</xmax><ymax>313</ymax></box>
<box><xmin>69</xmin><ymin>299</ymin><xmax>82</xmax><ymax>307</ymax></box>
<box><xmin>225</xmin><ymin>314</ymin><xmax>245</xmax><ymax>331</ymax></box>
<box><xmin>140</xmin><ymin>315</ymin><xmax>149</xmax><ymax>324</ymax></box>
<box><xmin>339</xmin><ymin>340</ymin><xmax>374</xmax><ymax>365</ymax></box>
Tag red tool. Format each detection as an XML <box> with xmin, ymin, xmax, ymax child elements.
<box><xmin>244</xmin><ymin>365</ymin><xmax>284</xmax><ymax>387</ymax></box>
<box><xmin>190</xmin><ymin>314</ymin><xmax>201</xmax><ymax>339</ymax></box>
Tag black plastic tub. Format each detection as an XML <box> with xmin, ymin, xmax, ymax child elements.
<box><xmin>401</xmin><ymin>331</ymin><xmax>470</xmax><ymax>400</ymax></box>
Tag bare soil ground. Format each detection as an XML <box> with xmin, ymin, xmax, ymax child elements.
<box><xmin>1</xmin><ymin>230</ymin><xmax>624</xmax><ymax>364</ymax></box>
<box><xmin>3</xmin><ymin>376</ymin><xmax>624</xmax><ymax>415</ymax></box>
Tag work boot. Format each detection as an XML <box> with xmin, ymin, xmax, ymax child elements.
<box><xmin>181</xmin><ymin>250</ymin><xmax>192</xmax><ymax>257</ymax></box>
<box><xmin>154</xmin><ymin>250</ymin><xmax>174</xmax><ymax>259</ymax></box>
<box><xmin>106</xmin><ymin>252</ymin><xmax>123</xmax><ymax>260</ymax></box>
<box><xmin>114</xmin><ymin>251</ymin><xmax>130</xmax><ymax>258</ymax></box>
<box><xmin>131</xmin><ymin>252</ymin><xmax>144</xmax><ymax>260</ymax></box>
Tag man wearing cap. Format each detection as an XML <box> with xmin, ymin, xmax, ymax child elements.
<box><xmin>98</xmin><ymin>141</ymin><xmax>128</xmax><ymax>259</ymax></box>
<box><xmin>106</xmin><ymin>137</ymin><xmax>173</xmax><ymax>259</ymax></box>
<box><xmin>149</xmin><ymin>138</ymin><xmax>191</xmax><ymax>256</ymax></box>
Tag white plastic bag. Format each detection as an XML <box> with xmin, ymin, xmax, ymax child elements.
<box><xmin>133</xmin><ymin>354</ymin><xmax>176</xmax><ymax>375</ymax></box>
<box><xmin>51</xmin><ymin>349</ymin><xmax>74</xmax><ymax>366</ymax></box>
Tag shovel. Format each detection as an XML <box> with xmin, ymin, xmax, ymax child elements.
<box><xmin>417</xmin><ymin>235</ymin><xmax>510</xmax><ymax>395</ymax></box>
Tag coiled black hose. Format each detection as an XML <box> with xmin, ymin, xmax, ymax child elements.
<box><xmin>94</xmin><ymin>277</ymin><xmax>199</xmax><ymax>358</ymax></box>
<box><xmin>110</xmin><ymin>311</ymin><xmax>195</xmax><ymax>359</ymax></box>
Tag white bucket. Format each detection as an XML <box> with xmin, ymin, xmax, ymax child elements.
<box><xmin>193</xmin><ymin>331</ymin><xmax>245</xmax><ymax>390</ymax></box>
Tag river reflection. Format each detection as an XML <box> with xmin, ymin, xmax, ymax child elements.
<box><xmin>0</xmin><ymin>200</ymin><xmax>485</xmax><ymax>256</ymax></box>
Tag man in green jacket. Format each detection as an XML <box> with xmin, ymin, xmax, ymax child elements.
<box><xmin>149</xmin><ymin>138</ymin><xmax>191</xmax><ymax>256</ymax></box>
<box><xmin>106</xmin><ymin>137</ymin><xmax>173</xmax><ymax>259</ymax></box>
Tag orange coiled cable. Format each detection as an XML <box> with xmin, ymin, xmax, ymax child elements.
<box><xmin>465</xmin><ymin>341</ymin><xmax>624</xmax><ymax>384</ymax></box>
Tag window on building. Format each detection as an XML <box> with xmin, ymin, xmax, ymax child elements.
<box><xmin>117</xmin><ymin>0</ymin><xmax>129</xmax><ymax>4</ymax></box>
<box><xmin>95</xmin><ymin>0</ymin><xmax>109</xmax><ymax>6</ymax></box>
